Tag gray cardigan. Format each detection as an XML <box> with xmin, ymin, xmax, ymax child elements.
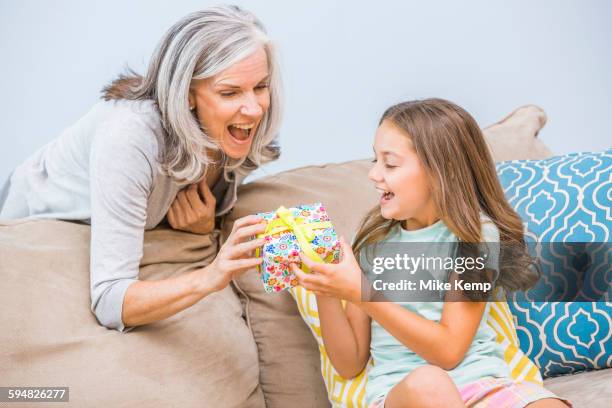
<box><xmin>0</xmin><ymin>100</ymin><xmax>248</xmax><ymax>331</ymax></box>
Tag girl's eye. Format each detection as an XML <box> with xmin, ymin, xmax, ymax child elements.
<box><xmin>220</xmin><ymin>91</ymin><xmax>237</xmax><ymax>97</ymax></box>
<box><xmin>371</xmin><ymin>158</ymin><xmax>395</xmax><ymax>168</ymax></box>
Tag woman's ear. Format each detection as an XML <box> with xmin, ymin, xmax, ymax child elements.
<box><xmin>188</xmin><ymin>90</ymin><xmax>196</xmax><ymax>110</ymax></box>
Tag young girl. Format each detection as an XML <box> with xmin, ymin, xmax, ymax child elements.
<box><xmin>290</xmin><ymin>99</ymin><xmax>570</xmax><ymax>407</ymax></box>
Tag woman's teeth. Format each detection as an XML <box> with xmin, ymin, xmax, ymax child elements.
<box><xmin>232</xmin><ymin>123</ymin><xmax>254</xmax><ymax>130</ymax></box>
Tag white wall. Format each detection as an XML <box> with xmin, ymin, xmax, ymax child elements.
<box><xmin>1</xmin><ymin>0</ymin><xmax>610</xmax><ymax>182</ymax></box>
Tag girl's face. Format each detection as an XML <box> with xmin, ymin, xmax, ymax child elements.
<box><xmin>189</xmin><ymin>46</ymin><xmax>270</xmax><ymax>159</ymax></box>
<box><xmin>369</xmin><ymin>120</ymin><xmax>439</xmax><ymax>230</ymax></box>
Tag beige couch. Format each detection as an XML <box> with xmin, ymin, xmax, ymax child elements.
<box><xmin>1</xmin><ymin>107</ymin><xmax>609</xmax><ymax>407</ymax></box>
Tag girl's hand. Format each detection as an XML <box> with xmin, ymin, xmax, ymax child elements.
<box><xmin>167</xmin><ymin>178</ymin><xmax>216</xmax><ymax>234</ymax></box>
<box><xmin>290</xmin><ymin>236</ymin><xmax>365</xmax><ymax>303</ymax></box>
<box><xmin>198</xmin><ymin>215</ymin><xmax>266</xmax><ymax>293</ymax></box>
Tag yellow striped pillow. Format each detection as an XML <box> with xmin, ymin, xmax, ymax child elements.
<box><xmin>289</xmin><ymin>288</ymin><xmax>542</xmax><ymax>408</ymax></box>
<box><xmin>488</xmin><ymin>301</ymin><xmax>543</xmax><ymax>384</ymax></box>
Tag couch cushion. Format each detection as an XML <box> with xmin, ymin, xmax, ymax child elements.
<box><xmin>0</xmin><ymin>219</ymin><xmax>265</xmax><ymax>407</ymax></box>
<box><xmin>497</xmin><ymin>150</ymin><xmax>612</xmax><ymax>377</ymax></box>
<box><xmin>482</xmin><ymin>105</ymin><xmax>552</xmax><ymax>161</ymax></box>
<box><xmin>543</xmin><ymin>368</ymin><xmax>612</xmax><ymax>407</ymax></box>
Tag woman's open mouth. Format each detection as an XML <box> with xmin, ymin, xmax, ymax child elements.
<box><xmin>228</xmin><ymin>123</ymin><xmax>255</xmax><ymax>144</ymax></box>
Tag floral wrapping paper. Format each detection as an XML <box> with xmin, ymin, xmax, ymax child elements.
<box><xmin>256</xmin><ymin>203</ymin><xmax>340</xmax><ymax>293</ymax></box>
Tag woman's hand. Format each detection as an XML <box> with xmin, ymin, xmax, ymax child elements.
<box><xmin>196</xmin><ymin>215</ymin><xmax>266</xmax><ymax>294</ymax></box>
<box><xmin>167</xmin><ymin>178</ymin><xmax>216</xmax><ymax>234</ymax></box>
<box><xmin>290</xmin><ymin>237</ymin><xmax>365</xmax><ymax>303</ymax></box>
<box><xmin>121</xmin><ymin>215</ymin><xmax>265</xmax><ymax>328</ymax></box>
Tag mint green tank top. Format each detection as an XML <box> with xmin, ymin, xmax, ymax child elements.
<box><xmin>365</xmin><ymin>216</ymin><xmax>510</xmax><ymax>404</ymax></box>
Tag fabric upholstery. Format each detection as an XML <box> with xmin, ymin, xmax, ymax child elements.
<box><xmin>0</xmin><ymin>219</ymin><xmax>264</xmax><ymax>407</ymax></box>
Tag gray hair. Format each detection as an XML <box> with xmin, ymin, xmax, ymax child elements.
<box><xmin>102</xmin><ymin>5</ymin><xmax>282</xmax><ymax>182</ymax></box>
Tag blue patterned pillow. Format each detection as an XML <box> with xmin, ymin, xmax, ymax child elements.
<box><xmin>496</xmin><ymin>150</ymin><xmax>612</xmax><ymax>377</ymax></box>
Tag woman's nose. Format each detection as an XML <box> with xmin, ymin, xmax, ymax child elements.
<box><xmin>240</xmin><ymin>93</ymin><xmax>263</xmax><ymax>117</ymax></box>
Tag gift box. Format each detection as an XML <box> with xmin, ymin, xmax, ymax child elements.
<box><xmin>256</xmin><ymin>203</ymin><xmax>340</xmax><ymax>293</ymax></box>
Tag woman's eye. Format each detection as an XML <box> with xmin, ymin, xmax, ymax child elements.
<box><xmin>255</xmin><ymin>84</ymin><xmax>269</xmax><ymax>91</ymax></box>
<box><xmin>220</xmin><ymin>91</ymin><xmax>237</xmax><ymax>97</ymax></box>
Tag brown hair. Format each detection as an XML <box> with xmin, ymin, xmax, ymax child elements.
<box><xmin>353</xmin><ymin>98</ymin><xmax>538</xmax><ymax>300</ymax></box>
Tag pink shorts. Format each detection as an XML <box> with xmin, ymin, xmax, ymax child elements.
<box><xmin>369</xmin><ymin>377</ymin><xmax>571</xmax><ymax>408</ymax></box>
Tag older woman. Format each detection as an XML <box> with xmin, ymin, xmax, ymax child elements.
<box><xmin>0</xmin><ymin>5</ymin><xmax>279</xmax><ymax>332</ymax></box>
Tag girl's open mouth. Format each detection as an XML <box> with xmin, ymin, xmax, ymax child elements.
<box><xmin>377</xmin><ymin>188</ymin><xmax>395</xmax><ymax>204</ymax></box>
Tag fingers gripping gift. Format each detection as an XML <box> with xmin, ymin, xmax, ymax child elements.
<box><xmin>255</xmin><ymin>203</ymin><xmax>340</xmax><ymax>293</ymax></box>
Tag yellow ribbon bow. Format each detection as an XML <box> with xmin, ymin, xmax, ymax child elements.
<box><xmin>258</xmin><ymin>206</ymin><xmax>333</xmax><ymax>268</ymax></box>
